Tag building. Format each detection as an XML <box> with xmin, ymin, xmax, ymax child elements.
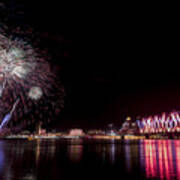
<box><xmin>119</xmin><ymin>117</ymin><xmax>138</xmax><ymax>135</ymax></box>
<box><xmin>68</xmin><ymin>129</ymin><xmax>85</xmax><ymax>137</ymax></box>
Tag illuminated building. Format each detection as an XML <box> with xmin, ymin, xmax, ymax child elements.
<box><xmin>87</xmin><ymin>129</ymin><xmax>104</xmax><ymax>135</ymax></box>
<box><xmin>68</xmin><ymin>129</ymin><xmax>85</xmax><ymax>137</ymax></box>
<box><xmin>119</xmin><ymin>117</ymin><xmax>138</xmax><ymax>135</ymax></box>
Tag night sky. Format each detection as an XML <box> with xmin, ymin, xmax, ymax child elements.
<box><xmin>1</xmin><ymin>2</ymin><xmax>179</xmax><ymax>129</ymax></box>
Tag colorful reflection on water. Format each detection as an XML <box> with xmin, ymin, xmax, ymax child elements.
<box><xmin>125</xmin><ymin>139</ymin><xmax>180</xmax><ymax>179</ymax></box>
<box><xmin>1</xmin><ymin>139</ymin><xmax>180</xmax><ymax>179</ymax></box>
<box><xmin>141</xmin><ymin>140</ymin><xmax>180</xmax><ymax>179</ymax></box>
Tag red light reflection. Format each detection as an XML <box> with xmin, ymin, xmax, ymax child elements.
<box><xmin>143</xmin><ymin>140</ymin><xmax>178</xmax><ymax>179</ymax></box>
<box><xmin>175</xmin><ymin>140</ymin><xmax>180</xmax><ymax>180</ymax></box>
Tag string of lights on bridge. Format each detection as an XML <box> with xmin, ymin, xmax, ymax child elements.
<box><xmin>136</xmin><ymin>111</ymin><xmax>180</xmax><ymax>134</ymax></box>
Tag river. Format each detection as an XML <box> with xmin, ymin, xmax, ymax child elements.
<box><xmin>0</xmin><ymin>139</ymin><xmax>179</xmax><ymax>179</ymax></box>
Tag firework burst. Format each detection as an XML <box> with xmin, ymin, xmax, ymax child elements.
<box><xmin>0</xmin><ymin>25</ymin><xmax>64</xmax><ymax>130</ymax></box>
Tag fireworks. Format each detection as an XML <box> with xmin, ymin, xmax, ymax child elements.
<box><xmin>137</xmin><ymin>112</ymin><xmax>180</xmax><ymax>133</ymax></box>
<box><xmin>28</xmin><ymin>87</ymin><xmax>43</xmax><ymax>100</ymax></box>
<box><xmin>0</xmin><ymin>36</ymin><xmax>35</xmax><ymax>87</ymax></box>
<box><xmin>0</xmin><ymin>26</ymin><xmax>64</xmax><ymax>130</ymax></box>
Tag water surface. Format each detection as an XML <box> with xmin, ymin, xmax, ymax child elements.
<box><xmin>1</xmin><ymin>139</ymin><xmax>180</xmax><ymax>179</ymax></box>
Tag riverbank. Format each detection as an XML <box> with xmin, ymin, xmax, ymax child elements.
<box><xmin>2</xmin><ymin>134</ymin><xmax>180</xmax><ymax>140</ymax></box>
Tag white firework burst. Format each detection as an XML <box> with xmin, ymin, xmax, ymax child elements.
<box><xmin>0</xmin><ymin>43</ymin><xmax>35</xmax><ymax>79</ymax></box>
<box><xmin>28</xmin><ymin>86</ymin><xmax>43</xmax><ymax>100</ymax></box>
<box><xmin>0</xmin><ymin>28</ymin><xmax>65</xmax><ymax>130</ymax></box>
<box><xmin>0</xmin><ymin>34</ymin><xmax>36</xmax><ymax>97</ymax></box>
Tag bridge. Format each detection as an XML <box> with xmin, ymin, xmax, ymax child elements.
<box><xmin>136</xmin><ymin>111</ymin><xmax>180</xmax><ymax>138</ymax></box>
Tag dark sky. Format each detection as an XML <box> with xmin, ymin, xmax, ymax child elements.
<box><xmin>1</xmin><ymin>1</ymin><xmax>179</xmax><ymax>129</ymax></box>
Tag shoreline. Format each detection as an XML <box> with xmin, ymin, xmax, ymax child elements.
<box><xmin>1</xmin><ymin>134</ymin><xmax>180</xmax><ymax>140</ymax></box>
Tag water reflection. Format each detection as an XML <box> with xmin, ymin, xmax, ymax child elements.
<box><xmin>124</xmin><ymin>140</ymin><xmax>139</xmax><ymax>174</ymax></box>
<box><xmin>124</xmin><ymin>140</ymin><xmax>131</xmax><ymax>172</ymax></box>
<box><xmin>36</xmin><ymin>140</ymin><xmax>40</xmax><ymax>166</ymax></box>
<box><xmin>0</xmin><ymin>142</ymin><xmax>5</xmax><ymax>175</ymax></box>
<box><xmin>109</xmin><ymin>142</ymin><xmax>115</xmax><ymax>164</ymax></box>
<box><xmin>67</xmin><ymin>139</ymin><xmax>83</xmax><ymax>162</ymax></box>
<box><xmin>140</xmin><ymin>140</ymin><xmax>180</xmax><ymax>179</ymax></box>
<box><xmin>2</xmin><ymin>139</ymin><xmax>180</xmax><ymax>179</ymax></box>
<box><xmin>0</xmin><ymin>140</ymin><xmax>37</xmax><ymax>180</ymax></box>
<box><xmin>117</xmin><ymin>139</ymin><xmax>180</xmax><ymax>179</ymax></box>
<box><xmin>90</xmin><ymin>140</ymin><xmax>116</xmax><ymax>164</ymax></box>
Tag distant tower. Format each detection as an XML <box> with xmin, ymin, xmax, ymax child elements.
<box><xmin>122</xmin><ymin>117</ymin><xmax>132</xmax><ymax>129</ymax></box>
<box><xmin>36</xmin><ymin>121</ymin><xmax>42</xmax><ymax>135</ymax></box>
